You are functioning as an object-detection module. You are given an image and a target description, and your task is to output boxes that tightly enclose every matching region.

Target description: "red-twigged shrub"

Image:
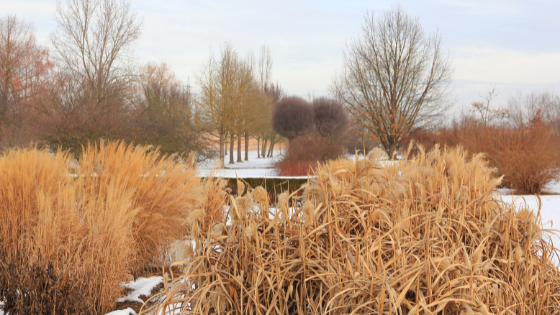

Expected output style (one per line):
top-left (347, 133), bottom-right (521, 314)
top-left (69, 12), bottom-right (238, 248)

top-left (276, 159), bottom-right (317, 176)
top-left (489, 120), bottom-right (560, 194)
top-left (276, 136), bottom-right (345, 176)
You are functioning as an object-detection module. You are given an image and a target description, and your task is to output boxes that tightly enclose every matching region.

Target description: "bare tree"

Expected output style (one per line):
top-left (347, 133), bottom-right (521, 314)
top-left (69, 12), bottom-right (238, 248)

top-left (255, 45), bottom-right (275, 158)
top-left (196, 44), bottom-right (261, 165)
top-left (129, 62), bottom-right (203, 157)
top-left (0, 15), bottom-right (53, 148)
top-left (51, 0), bottom-right (142, 108)
top-left (469, 87), bottom-right (508, 126)
top-left (508, 90), bottom-right (560, 129)
top-left (332, 6), bottom-right (452, 158)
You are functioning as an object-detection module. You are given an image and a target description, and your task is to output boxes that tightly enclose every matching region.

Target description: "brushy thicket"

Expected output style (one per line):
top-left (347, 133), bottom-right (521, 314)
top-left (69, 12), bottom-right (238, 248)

top-left (0, 141), bottom-right (218, 314)
top-left (141, 145), bottom-right (560, 315)
top-left (405, 118), bottom-right (560, 194)
top-left (276, 136), bottom-right (345, 176)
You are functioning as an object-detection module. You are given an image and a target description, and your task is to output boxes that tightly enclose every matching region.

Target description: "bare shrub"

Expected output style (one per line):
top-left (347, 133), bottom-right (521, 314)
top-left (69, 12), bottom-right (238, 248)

top-left (275, 136), bottom-right (345, 176)
top-left (272, 96), bottom-right (314, 141)
top-left (140, 146), bottom-right (560, 314)
top-left (312, 97), bottom-right (348, 140)
top-left (426, 114), bottom-right (560, 194)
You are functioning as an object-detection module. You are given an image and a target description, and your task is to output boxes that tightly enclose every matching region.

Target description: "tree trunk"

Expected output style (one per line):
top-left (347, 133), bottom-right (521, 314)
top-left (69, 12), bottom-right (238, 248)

top-left (229, 133), bottom-right (235, 164)
top-left (388, 142), bottom-right (398, 160)
top-left (267, 137), bottom-right (276, 157)
top-left (257, 138), bottom-right (260, 158)
top-left (262, 138), bottom-right (268, 159)
top-left (244, 132), bottom-right (249, 161)
top-left (218, 134), bottom-right (224, 160)
top-left (237, 133), bottom-right (242, 162)
top-left (224, 134), bottom-right (228, 156)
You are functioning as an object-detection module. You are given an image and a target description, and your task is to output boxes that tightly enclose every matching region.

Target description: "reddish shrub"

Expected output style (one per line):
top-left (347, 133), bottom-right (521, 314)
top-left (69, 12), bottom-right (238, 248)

top-left (276, 159), bottom-right (317, 176)
top-left (424, 115), bottom-right (560, 194)
top-left (288, 136), bottom-right (345, 162)
top-left (276, 136), bottom-right (345, 176)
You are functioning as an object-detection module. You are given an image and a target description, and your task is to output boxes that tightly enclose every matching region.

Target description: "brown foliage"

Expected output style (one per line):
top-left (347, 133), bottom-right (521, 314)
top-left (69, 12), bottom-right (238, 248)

top-left (141, 146), bottom-right (560, 314)
top-left (272, 96), bottom-right (314, 140)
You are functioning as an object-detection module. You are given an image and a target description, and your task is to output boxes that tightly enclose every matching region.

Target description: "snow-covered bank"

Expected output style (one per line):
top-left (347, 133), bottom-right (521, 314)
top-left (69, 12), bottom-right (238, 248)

top-left (117, 276), bottom-right (163, 304)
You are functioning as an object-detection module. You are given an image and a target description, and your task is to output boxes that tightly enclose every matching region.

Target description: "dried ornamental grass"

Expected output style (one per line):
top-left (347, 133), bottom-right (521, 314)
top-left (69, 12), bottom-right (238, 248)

top-left (140, 145), bottom-right (560, 315)
top-left (77, 141), bottom-right (204, 269)
top-left (0, 148), bottom-right (137, 314)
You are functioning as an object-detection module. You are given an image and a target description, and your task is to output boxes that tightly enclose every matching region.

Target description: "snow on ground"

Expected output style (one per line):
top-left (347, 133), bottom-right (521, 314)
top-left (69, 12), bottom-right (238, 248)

top-left (105, 307), bottom-right (136, 315)
top-left (116, 276), bottom-right (163, 304)
top-left (197, 149), bottom-right (312, 179)
top-left (497, 181), bottom-right (560, 255)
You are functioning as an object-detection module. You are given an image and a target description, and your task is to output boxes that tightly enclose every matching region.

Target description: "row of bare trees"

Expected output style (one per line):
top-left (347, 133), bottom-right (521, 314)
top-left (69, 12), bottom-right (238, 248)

top-left (0, 0), bottom-right (283, 161)
top-left (196, 44), bottom-right (282, 165)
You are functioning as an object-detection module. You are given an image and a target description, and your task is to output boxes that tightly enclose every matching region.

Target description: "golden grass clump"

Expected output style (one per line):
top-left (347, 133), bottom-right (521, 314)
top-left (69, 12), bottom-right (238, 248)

top-left (0, 141), bottom-right (208, 314)
top-left (77, 141), bottom-right (204, 269)
top-left (140, 145), bottom-right (560, 315)
top-left (0, 148), bottom-right (137, 314)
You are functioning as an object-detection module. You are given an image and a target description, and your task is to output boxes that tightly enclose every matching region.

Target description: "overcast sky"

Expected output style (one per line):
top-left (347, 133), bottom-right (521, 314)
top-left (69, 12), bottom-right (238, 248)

top-left (2, 0), bottom-right (560, 114)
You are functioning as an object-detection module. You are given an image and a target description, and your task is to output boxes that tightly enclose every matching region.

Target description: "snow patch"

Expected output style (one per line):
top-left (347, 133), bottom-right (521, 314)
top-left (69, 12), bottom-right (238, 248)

top-left (116, 276), bottom-right (163, 304)
top-left (105, 307), bottom-right (137, 315)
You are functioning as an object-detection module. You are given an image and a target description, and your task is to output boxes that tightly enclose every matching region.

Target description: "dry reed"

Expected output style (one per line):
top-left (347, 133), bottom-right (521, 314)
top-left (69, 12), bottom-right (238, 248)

top-left (140, 145), bottom-right (560, 315)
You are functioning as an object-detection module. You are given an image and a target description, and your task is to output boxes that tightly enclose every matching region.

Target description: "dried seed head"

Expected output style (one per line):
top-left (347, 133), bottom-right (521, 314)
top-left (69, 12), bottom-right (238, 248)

top-left (252, 186), bottom-right (268, 204)
top-left (244, 224), bottom-right (255, 239)
top-left (235, 196), bottom-right (252, 218)
top-left (514, 244), bottom-right (523, 262)
top-left (187, 209), bottom-right (206, 225)
top-left (237, 180), bottom-right (245, 196)
top-left (278, 192), bottom-right (289, 222)
top-left (367, 148), bottom-right (388, 161)
top-left (301, 200), bottom-right (314, 226)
